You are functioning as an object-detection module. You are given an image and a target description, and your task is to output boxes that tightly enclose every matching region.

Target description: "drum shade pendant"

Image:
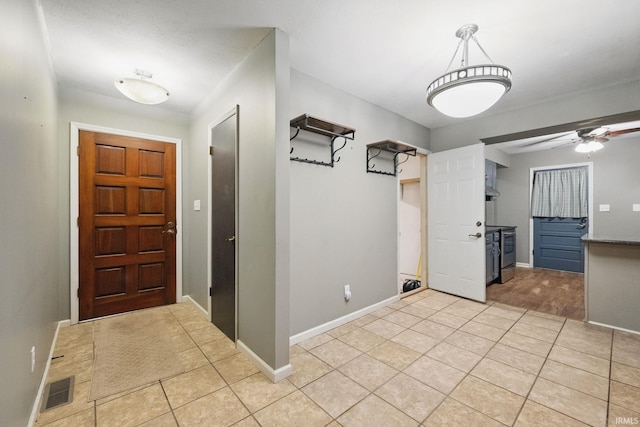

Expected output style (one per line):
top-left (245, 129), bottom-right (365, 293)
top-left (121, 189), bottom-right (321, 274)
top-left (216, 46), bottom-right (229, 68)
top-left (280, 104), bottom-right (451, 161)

top-left (427, 24), bottom-right (512, 118)
top-left (115, 69), bottom-right (169, 105)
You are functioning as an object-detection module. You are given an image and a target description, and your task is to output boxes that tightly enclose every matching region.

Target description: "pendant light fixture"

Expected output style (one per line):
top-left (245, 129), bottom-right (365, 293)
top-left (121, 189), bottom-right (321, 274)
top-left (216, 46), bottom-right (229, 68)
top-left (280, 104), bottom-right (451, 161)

top-left (427, 24), bottom-right (512, 118)
top-left (114, 69), bottom-right (169, 105)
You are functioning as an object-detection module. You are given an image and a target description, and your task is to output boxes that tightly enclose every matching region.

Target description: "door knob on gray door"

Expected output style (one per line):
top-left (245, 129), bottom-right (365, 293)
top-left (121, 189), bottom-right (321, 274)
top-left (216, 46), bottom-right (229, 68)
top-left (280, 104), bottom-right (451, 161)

top-left (225, 236), bottom-right (236, 242)
top-left (468, 232), bottom-right (482, 238)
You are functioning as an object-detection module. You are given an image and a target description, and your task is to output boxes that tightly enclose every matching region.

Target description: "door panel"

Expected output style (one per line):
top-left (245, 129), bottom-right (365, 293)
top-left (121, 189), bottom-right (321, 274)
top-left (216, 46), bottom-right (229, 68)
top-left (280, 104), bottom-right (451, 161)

top-left (211, 108), bottom-right (238, 341)
top-left (428, 143), bottom-right (486, 302)
top-left (79, 131), bottom-right (176, 320)
top-left (534, 217), bottom-right (587, 272)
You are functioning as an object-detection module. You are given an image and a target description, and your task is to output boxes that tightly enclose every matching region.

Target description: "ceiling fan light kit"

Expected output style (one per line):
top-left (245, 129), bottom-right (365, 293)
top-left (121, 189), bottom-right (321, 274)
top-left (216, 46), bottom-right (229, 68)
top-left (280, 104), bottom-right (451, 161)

top-left (427, 24), bottom-right (512, 118)
top-left (575, 138), bottom-right (605, 153)
top-left (115, 69), bottom-right (169, 105)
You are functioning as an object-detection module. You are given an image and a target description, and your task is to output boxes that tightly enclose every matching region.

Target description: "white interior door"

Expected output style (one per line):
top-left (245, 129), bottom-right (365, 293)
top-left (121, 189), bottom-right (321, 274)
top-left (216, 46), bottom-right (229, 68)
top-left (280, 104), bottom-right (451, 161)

top-left (427, 143), bottom-right (486, 302)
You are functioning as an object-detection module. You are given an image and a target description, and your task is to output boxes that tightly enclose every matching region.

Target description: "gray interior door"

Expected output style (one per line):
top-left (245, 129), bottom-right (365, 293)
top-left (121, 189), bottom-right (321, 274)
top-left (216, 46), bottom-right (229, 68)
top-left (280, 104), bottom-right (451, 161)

top-left (211, 107), bottom-right (238, 341)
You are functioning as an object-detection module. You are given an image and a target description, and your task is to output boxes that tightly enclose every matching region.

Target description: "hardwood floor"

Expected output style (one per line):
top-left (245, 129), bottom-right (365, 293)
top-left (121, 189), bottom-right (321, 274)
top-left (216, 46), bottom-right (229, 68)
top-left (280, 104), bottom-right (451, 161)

top-left (486, 267), bottom-right (584, 320)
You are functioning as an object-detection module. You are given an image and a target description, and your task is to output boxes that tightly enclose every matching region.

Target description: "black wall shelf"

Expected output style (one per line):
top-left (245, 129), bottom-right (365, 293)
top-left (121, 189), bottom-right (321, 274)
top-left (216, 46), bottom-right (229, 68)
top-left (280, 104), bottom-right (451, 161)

top-left (290, 114), bottom-right (356, 167)
top-left (366, 140), bottom-right (417, 177)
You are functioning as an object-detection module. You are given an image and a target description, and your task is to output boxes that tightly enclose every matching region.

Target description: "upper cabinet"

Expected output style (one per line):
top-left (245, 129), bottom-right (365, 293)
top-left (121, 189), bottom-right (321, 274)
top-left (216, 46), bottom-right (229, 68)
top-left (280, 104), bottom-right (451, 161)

top-left (485, 159), bottom-right (499, 196)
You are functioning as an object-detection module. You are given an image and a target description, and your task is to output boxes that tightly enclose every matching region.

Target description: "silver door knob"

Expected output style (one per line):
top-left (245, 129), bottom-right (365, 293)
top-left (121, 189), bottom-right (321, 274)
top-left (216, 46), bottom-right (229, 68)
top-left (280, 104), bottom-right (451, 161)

top-left (225, 236), bottom-right (236, 242)
top-left (468, 232), bottom-right (482, 238)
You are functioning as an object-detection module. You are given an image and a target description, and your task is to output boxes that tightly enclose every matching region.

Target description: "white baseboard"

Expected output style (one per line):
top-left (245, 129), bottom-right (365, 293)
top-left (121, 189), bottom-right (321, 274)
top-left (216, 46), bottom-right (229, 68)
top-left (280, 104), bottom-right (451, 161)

top-left (587, 320), bottom-right (640, 336)
top-left (516, 262), bottom-right (531, 268)
top-left (289, 295), bottom-right (400, 346)
top-left (29, 319), bottom-right (70, 427)
top-left (182, 297), bottom-right (291, 382)
top-left (181, 295), bottom-right (208, 317)
top-left (237, 340), bottom-right (292, 383)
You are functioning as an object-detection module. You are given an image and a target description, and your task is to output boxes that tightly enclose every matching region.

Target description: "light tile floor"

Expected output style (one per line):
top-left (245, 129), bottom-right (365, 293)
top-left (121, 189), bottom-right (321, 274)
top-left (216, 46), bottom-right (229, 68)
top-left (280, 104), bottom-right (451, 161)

top-left (35, 289), bottom-right (640, 426)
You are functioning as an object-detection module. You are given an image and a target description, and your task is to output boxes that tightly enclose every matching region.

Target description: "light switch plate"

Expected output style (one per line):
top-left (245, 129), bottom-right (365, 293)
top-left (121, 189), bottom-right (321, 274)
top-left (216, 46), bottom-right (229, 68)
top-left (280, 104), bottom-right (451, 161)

top-left (633, 204), bottom-right (640, 212)
top-left (599, 204), bottom-right (610, 212)
top-left (194, 200), bottom-right (201, 211)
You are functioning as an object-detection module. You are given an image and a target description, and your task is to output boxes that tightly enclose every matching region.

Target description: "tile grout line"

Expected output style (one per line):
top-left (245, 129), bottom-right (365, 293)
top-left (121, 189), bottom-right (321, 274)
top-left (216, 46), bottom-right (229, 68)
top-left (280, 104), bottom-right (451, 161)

top-left (172, 309), bottom-right (260, 424)
top-left (430, 300), bottom-right (526, 426)
top-left (606, 328), bottom-right (615, 426)
top-left (507, 312), bottom-right (567, 426)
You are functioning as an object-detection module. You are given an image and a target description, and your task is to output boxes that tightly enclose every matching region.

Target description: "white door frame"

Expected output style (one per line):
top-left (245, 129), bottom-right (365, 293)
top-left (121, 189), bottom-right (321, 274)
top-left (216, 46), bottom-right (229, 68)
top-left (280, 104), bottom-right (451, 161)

top-left (528, 161), bottom-right (593, 267)
top-left (69, 122), bottom-right (183, 325)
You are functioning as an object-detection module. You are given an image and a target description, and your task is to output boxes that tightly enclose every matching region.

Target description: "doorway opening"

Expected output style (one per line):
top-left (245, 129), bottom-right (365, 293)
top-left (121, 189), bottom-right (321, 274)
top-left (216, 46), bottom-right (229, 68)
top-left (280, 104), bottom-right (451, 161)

top-left (398, 151), bottom-right (428, 297)
top-left (529, 163), bottom-right (593, 273)
top-left (486, 162), bottom-right (592, 319)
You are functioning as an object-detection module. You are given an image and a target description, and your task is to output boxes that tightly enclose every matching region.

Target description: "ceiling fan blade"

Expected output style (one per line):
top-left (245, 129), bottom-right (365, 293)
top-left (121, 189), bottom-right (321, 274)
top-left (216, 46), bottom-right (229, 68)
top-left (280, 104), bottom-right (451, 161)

top-left (520, 131), bottom-right (576, 147)
top-left (606, 127), bottom-right (640, 137)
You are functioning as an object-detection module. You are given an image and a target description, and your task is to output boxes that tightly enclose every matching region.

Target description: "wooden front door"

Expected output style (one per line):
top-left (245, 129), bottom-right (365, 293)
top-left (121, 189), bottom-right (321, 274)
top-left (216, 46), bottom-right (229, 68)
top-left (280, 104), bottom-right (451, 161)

top-left (79, 130), bottom-right (177, 320)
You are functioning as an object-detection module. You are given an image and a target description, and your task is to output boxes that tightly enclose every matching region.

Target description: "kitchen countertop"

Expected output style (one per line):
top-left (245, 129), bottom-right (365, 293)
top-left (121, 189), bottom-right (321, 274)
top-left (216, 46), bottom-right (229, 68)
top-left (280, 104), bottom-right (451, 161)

top-left (486, 225), bottom-right (517, 233)
top-left (581, 234), bottom-right (640, 246)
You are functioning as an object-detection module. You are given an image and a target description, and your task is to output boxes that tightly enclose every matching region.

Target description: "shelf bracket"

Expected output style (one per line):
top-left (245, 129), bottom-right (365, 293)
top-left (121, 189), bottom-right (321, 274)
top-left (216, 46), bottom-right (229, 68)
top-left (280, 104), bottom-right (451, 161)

top-left (289, 114), bottom-right (356, 168)
top-left (366, 140), bottom-right (417, 177)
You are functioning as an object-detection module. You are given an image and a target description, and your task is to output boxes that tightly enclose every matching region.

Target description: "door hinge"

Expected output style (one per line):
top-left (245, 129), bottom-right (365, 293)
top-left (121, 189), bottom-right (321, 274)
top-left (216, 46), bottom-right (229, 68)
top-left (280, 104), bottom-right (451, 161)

top-left (77, 288), bottom-right (80, 298)
top-left (209, 146), bottom-right (214, 156)
top-left (209, 287), bottom-right (212, 297)
top-left (77, 217), bottom-right (79, 227)
top-left (76, 145), bottom-right (80, 156)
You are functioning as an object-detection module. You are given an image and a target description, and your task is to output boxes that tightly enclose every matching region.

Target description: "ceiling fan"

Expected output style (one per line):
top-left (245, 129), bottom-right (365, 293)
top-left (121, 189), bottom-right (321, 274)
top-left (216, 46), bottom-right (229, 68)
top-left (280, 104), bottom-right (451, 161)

top-left (482, 112), bottom-right (640, 155)
top-left (520, 123), bottom-right (640, 153)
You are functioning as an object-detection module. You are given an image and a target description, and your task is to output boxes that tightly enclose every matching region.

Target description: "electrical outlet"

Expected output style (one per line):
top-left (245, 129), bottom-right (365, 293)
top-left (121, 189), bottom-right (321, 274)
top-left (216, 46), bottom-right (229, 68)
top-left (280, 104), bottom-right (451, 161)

top-left (31, 346), bottom-right (35, 373)
top-left (633, 204), bottom-right (640, 212)
top-left (599, 204), bottom-right (610, 212)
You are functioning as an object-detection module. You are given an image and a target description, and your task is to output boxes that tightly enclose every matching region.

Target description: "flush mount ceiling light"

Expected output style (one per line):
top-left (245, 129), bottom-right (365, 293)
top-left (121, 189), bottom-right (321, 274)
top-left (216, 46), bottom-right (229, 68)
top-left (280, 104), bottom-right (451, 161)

top-left (114, 69), bottom-right (169, 105)
top-left (426, 24), bottom-right (512, 118)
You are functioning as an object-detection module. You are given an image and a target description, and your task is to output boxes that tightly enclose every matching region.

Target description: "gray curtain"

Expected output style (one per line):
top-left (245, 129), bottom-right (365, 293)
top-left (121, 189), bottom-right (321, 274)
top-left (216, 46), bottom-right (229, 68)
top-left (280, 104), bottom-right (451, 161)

top-left (531, 167), bottom-right (588, 218)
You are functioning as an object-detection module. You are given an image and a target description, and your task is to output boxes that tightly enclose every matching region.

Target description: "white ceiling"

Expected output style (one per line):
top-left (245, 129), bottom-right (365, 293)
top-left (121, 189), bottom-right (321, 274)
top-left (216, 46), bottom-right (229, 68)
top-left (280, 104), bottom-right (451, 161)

top-left (39, 0), bottom-right (640, 132)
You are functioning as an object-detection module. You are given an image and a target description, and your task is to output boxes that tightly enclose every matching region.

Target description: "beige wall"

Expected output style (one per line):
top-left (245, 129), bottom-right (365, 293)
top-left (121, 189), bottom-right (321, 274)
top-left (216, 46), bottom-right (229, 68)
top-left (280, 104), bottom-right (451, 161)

top-left (1, 1), bottom-right (60, 424)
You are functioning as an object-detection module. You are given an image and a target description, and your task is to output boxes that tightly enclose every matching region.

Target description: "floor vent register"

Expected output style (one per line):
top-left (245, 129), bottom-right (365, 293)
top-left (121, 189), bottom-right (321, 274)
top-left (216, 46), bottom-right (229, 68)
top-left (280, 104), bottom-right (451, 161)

top-left (41, 376), bottom-right (74, 412)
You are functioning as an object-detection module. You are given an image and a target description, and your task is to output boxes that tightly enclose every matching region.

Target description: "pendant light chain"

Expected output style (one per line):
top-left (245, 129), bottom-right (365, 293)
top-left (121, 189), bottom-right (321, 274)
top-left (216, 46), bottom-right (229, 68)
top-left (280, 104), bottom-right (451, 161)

top-left (444, 39), bottom-right (463, 74)
top-left (471, 36), bottom-right (496, 64)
